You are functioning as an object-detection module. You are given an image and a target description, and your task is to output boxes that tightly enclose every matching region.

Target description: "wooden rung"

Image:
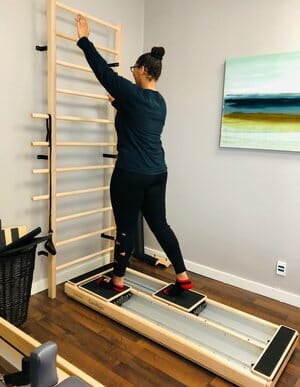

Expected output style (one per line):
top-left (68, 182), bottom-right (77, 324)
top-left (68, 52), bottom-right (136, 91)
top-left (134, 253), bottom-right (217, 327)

top-left (57, 60), bottom-right (92, 73)
top-left (32, 186), bottom-right (109, 201)
top-left (58, 115), bottom-right (113, 124)
top-left (32, 165), bottom-right (114, 174)
top-left (57, 88), bottom-right (108, 100)
top-left (32, 112), bottom-right (113, 124)
top-left (32, 141), bottom-right (48, 147)
top-left (57, 226), bottom-right (115, 247)
top-left (32, 113), bottom-right (49, 119)
top-left (56, 2), bottom-right (119, 31)
top-left (56, 32), bottom-right (118, 55)
top-left (56, 164), bottom-right (115, 171)
top-left (32, 142), bottom-right (116, 147)
top-left (57, 206), bottom-right (112, 222)
top-left (56, 247), bottom-right (114, 271)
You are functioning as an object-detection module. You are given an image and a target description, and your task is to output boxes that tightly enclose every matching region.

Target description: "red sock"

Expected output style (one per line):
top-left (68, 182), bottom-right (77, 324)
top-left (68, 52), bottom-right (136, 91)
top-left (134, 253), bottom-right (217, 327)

top-left (112, 282), bottom-right (125, 293)
top-left (176, 279), bottom-right (192, 291)
top-left (96, 277), bottom-right (125, 293)
top-left (96, 276), bottom-right (106, 285)
top-left (162, 279), bottom-right (192, 296)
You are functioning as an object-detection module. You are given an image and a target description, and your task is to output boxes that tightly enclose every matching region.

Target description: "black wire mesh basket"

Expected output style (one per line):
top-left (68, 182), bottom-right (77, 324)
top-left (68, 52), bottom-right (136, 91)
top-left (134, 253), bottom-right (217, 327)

top-left (0, 227), bottom-right (48, 326)
top-left (0, 243), bottom-right (37, 326)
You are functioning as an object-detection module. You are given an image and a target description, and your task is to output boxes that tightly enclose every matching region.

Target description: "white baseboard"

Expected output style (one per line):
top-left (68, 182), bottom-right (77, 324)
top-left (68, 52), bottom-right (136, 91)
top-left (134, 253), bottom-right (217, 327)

top-left (145, 247), bottom-right (300, 308)
top-left (31, 255), bottom-right (110, 295)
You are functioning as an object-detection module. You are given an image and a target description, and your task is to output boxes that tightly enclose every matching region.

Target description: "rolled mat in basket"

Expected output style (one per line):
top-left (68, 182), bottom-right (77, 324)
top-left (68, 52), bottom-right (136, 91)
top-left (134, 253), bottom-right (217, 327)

top-left (0, 226), bottom-right (27, 248)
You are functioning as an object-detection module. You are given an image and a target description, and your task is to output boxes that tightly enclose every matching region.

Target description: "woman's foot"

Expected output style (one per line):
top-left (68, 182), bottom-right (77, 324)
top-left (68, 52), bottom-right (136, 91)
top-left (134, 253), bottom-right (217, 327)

top-left (96, 276), bottom-right (125, 293)
top-left (113, 275), bottom-right (124, 287)
top-left (163, 272), bottom-right (192, 296)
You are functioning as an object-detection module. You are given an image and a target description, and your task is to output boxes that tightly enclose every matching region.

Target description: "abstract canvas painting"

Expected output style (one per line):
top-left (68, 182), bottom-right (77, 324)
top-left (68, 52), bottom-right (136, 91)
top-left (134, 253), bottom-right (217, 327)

top-left (220, 51), bottom-right (300, 152)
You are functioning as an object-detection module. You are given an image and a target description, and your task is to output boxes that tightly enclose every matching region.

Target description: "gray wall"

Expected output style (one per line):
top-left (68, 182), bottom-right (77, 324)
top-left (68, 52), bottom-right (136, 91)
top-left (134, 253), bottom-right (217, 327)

top-left (143, 0), bottom-right (300, 306)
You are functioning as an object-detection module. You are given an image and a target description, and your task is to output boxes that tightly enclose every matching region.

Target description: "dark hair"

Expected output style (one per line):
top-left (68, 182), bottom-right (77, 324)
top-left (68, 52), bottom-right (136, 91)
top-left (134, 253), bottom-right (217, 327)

top-left (136, 47), bottom-right (165, 81)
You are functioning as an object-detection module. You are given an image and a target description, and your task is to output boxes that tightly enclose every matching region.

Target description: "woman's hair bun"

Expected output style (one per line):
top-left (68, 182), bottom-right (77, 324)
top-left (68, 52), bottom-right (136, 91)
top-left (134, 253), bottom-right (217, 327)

top-left (150, 47), bottom-right (165, 61)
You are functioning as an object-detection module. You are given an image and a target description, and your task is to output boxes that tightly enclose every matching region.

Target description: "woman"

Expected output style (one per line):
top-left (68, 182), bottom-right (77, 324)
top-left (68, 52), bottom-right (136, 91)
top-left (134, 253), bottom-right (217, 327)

top-left (76, 15), bottom-right (192, 296)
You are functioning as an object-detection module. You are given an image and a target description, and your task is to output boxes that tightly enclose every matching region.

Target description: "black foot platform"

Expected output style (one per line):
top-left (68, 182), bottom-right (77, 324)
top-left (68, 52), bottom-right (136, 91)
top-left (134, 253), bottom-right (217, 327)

top-left (153, 284), bottom-right (207, 315)
top-left (252, 325), bottom-right (298, 380)
top-left (80, 276), bottom-right (132, 304)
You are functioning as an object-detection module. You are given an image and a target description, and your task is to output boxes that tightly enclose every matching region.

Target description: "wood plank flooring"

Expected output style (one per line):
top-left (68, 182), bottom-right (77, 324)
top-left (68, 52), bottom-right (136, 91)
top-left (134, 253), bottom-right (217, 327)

top-left (3, 257), bottom-right (300, 386)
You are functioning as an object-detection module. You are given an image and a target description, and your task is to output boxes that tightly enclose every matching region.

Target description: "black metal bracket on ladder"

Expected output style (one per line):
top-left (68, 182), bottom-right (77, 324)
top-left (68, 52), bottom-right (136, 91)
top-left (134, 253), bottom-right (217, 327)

top-left (103, 153), bottom-right (117, 159)
top-left (36, 45), bottom-right (48, 51)
top-left (101, 233), bottom-right (115, 241)
top-left (108, 62), bottom-right (119, 67)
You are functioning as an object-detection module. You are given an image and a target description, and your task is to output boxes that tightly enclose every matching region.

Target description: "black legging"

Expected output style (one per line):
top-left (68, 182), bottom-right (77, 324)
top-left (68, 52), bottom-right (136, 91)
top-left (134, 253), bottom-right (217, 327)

top-left (110, 167), bottom-right (186, 277)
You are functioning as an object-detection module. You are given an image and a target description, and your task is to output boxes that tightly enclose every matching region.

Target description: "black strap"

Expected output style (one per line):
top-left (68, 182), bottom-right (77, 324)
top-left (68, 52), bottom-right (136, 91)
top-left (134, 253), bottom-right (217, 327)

top-left (0, 236), bottom-right (50, 257)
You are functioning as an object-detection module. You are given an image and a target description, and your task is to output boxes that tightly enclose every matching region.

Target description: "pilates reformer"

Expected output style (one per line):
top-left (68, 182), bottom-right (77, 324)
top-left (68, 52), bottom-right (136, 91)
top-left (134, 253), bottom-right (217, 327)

top-left (31, 2), bottom-right (298, 386)
top-left (65, 262), bottom-right (298, 387)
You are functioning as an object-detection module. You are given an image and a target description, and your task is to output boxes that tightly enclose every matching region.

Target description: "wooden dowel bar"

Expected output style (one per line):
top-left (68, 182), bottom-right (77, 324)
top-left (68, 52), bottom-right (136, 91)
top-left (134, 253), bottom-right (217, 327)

top-left (56, 60), bottom-right (92, 73)
top-left (56, 164), bottom-right (114, 171)
top-left (32, 112), bottom-right (113, 124)
top-left (57, 88), bottom-right (109, 100)
top-left (56, 247), bottom-right (114, 271)
top-left (32, 185), bottom-right (109, 201)
top-left (32, 142), bottom-right (116, 147)
top-left (58, 115), bottom-right (113, 124)
top-left (56, 32), bottom-right (118, 54)
top-left (33, 165), bottom-right (114, 174)
top-left (32, 168), bottom-right (49, 174)
top-left (32, 141), bottom-right (49, 147)
top-left (57, 226), bottom-right (115, 247)
top-left (57, 206), bottom-right (112, 222)
top-left (56, 2), bottom-right (119, 31)
top-left (32, 113), bottom-right (49, 119)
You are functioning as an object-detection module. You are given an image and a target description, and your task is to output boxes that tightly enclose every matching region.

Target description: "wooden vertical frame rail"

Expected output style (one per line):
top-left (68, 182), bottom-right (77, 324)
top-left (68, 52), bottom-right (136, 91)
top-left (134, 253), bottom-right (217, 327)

top-left (32, 0), bottom-right (122, 299)
top-left (47, 0), bottom-right (57, 299)
top-left (109, 23), bottom-right (122, 262)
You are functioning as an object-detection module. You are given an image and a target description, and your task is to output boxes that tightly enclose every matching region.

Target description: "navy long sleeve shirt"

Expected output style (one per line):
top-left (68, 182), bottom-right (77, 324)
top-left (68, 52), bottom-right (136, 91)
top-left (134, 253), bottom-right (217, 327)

top-left (77, 37), bottom-right (167, 175)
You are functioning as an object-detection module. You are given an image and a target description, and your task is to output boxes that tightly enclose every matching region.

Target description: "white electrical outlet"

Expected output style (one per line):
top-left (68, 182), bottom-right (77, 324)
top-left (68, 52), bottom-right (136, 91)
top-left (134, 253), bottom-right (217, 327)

top-left (276, 260), bottom-right (287, 276)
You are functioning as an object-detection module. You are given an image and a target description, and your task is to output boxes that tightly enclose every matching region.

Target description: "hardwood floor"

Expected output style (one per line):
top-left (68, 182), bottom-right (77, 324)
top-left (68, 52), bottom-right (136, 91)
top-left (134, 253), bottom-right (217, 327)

top-left (8, 257), bottom-right (300, 386)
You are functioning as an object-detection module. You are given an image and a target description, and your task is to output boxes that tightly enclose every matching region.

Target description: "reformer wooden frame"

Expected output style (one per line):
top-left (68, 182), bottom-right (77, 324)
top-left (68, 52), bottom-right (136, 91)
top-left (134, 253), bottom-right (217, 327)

top-left (31, 0), bottom-right (121, 298)
top-left (0, 317), bottom-right (102, 386)
top-left (65, 264), bottom-right (299, 387)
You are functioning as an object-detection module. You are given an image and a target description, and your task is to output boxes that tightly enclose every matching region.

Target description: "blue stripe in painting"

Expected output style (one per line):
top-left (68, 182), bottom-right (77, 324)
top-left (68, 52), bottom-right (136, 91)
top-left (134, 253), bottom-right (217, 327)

top-left (223, 93), bottom-right (300, 114)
